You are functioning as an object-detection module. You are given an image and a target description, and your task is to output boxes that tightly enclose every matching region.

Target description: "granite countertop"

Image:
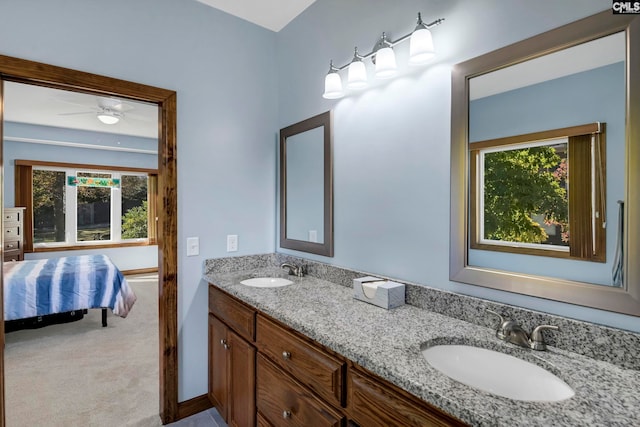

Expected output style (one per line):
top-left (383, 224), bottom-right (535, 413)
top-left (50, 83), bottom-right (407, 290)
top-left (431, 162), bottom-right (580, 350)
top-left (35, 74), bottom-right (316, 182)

top-left (204, 267), bottom-right (640, 427)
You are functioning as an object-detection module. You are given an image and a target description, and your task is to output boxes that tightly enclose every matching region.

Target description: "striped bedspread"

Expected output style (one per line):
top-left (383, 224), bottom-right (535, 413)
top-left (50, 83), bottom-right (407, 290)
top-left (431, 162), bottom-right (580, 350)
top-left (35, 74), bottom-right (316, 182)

top-left (3, 255), bottom-right (137, 321)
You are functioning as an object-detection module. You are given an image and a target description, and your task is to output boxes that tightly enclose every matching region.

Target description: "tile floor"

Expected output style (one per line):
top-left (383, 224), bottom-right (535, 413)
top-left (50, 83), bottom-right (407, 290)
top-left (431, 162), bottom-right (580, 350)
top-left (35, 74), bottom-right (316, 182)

top-left (167, 408), bottom-right (227, 427)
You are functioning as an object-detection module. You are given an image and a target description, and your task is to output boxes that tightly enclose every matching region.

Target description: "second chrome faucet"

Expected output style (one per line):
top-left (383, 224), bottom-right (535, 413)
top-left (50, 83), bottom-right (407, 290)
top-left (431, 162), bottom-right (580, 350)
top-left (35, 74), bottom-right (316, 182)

top-left (280, 262), bottom-right (305, 277)
top-left (486, 309), bottom-right (559, 351)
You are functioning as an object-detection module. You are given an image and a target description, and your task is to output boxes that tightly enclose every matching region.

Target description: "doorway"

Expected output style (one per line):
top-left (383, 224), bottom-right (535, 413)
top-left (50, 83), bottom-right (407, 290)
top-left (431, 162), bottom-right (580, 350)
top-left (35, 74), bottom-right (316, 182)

top-left (0, 55), bottom-right (178, 425)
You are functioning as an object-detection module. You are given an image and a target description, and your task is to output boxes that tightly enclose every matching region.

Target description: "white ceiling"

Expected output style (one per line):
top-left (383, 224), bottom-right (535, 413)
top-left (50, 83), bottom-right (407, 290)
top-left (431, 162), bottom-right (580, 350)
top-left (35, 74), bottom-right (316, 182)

top-left (3, 82), bottom-right (159, 139)
top-left (195, 0), bottom-right (316, 32)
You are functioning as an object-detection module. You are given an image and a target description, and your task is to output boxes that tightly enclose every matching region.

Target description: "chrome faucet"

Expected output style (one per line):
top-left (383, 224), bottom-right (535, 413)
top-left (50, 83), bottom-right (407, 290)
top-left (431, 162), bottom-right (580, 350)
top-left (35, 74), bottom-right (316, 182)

top-left (486, 309), bottom-right (559, 351)
top-left (280, 262), bottom-right (305, 277)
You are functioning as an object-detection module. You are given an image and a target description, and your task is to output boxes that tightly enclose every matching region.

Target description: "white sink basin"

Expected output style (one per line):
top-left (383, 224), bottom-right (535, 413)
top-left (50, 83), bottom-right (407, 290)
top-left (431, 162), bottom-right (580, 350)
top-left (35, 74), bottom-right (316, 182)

top-left (240, 277), bottom-right (293, 288)
top-left (422, 345), bottom-right (574, 402)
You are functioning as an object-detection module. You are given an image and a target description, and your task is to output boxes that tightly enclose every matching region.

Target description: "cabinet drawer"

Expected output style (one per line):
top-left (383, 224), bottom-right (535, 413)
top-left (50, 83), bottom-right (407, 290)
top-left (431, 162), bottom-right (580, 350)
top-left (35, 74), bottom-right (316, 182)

top-left (4, 226), bottom-right (21, 239)
top-left (4, 240), bottom-right (21, 251)
top-left (257, 354), bottom-right (344, 427)
top-left (4, 252), bottom-right (22, 262)
top-left (257, 411), bottom-right (273, 427)
top-left (4, 211), bottom-right (21, 222)
top-left (257, 314), bottom-right (344, 407)
top-left (348, 368), bottom-right (465, 427)
top-left (209, 285), bottom-right (255, 342)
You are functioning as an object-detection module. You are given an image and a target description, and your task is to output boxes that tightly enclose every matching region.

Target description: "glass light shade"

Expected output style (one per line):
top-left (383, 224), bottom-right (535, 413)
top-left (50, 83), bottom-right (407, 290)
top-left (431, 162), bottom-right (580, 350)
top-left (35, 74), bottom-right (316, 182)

top-left (322, 72), bottom-right (344, 99)
top-left (374, 47), bottom-right (397, 79)
top-left (409, 27), bottom-right (435, 65)
top-left (347, 60), bottom-right (367, 89)
top-left (97, 113), bottom-right (119, 125)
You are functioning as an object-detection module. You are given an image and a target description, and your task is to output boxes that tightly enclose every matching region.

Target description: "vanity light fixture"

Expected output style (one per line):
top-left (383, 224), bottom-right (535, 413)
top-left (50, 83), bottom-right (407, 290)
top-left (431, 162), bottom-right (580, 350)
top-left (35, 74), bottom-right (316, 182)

top-left (409, 13), bottom-right (436, 65)
top-left (322, 12), bottom-right (444, 99)
top-left (97, 109), bottom-right (121, 125)
top-left (374, 33), bottom-right (397, 79)
top-left (347, 48), bottom-right (368, 89)
top-left (323, 60), bottom-right (345, 99)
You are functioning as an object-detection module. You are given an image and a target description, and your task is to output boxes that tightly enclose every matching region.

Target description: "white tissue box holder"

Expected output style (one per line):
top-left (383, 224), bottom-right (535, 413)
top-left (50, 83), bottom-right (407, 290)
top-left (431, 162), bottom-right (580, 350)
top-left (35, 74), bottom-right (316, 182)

top-left (353, 276), bottom-right (405, 309)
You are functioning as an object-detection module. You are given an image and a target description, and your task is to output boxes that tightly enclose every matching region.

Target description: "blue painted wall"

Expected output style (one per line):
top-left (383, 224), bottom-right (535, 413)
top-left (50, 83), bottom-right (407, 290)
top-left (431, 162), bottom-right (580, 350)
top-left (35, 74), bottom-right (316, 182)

top-left (276, 0), bottom-right (639, 334)
top-left (1, 0), bottom-right (277, 401)
top-left (468, 62), bottom-right (625, 285)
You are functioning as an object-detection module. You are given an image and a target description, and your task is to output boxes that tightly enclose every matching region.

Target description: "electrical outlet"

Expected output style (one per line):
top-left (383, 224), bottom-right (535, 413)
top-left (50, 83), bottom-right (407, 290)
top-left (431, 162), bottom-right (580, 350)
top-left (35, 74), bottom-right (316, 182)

top-left (227, 234), bottom-right (238, 252)
top-left (186, 237), bottom-right (199, 256)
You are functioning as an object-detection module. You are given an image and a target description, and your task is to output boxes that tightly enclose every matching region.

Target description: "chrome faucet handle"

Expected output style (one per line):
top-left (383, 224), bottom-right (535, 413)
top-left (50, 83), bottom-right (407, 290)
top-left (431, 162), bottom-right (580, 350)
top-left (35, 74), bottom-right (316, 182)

top-left (296, 265), bottom-right (306, 277)
top-left (485, 309), bottom-right (508, 340)
top-left (280, 262), bottom-right (305, 277)
top-left (529, 325), bottom-right (560, 351)
top-left (280, 263), bottom-right (296, 275)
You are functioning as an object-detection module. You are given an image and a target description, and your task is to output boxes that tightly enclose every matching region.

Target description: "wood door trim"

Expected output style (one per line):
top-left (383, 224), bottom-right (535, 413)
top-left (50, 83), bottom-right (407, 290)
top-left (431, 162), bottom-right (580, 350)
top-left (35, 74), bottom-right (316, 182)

top-left (0, 54), bottom-right (179, 424)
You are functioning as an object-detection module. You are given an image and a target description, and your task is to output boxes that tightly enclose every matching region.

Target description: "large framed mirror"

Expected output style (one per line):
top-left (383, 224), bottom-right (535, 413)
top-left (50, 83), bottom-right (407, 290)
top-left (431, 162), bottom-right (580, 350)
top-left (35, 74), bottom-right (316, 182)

top-left (450, 11), bottom-right (640, 316)
top-left (279, 111), bottom-right (333, 257)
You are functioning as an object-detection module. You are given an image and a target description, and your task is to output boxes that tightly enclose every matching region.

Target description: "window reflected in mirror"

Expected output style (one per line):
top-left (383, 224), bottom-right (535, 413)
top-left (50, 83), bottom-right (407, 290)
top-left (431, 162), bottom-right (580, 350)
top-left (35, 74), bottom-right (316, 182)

top-left (470, 124), bottom-right (606, 262)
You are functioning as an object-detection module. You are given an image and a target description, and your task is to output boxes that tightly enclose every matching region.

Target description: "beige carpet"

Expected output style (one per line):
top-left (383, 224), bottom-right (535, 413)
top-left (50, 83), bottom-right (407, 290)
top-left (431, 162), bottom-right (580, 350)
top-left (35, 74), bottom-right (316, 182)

top-left (4, 274), bottom-right (161, 427)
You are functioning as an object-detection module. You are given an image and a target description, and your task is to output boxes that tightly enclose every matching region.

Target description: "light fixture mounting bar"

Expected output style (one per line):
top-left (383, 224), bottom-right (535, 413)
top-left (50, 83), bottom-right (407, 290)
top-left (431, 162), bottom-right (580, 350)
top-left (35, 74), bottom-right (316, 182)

top-left (331, 17), bottom-right (444, 72)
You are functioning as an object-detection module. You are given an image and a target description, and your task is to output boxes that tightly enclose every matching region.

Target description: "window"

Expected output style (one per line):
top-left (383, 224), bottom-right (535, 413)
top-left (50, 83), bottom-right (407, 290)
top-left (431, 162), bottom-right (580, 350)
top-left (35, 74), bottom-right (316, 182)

top-left (470, 123), bottom-right (606, 261)
top-left (16, 160), bottom-right (157, 251)
top-left (32, 169), bottom-right (66, 244)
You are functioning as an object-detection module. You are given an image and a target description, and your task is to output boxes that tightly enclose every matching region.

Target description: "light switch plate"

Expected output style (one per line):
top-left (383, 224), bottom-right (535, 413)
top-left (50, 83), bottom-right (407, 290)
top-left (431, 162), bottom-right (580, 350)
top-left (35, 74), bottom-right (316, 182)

top-left (227, 234), bottom-right (238, 252)
top-left (186, 237), bottom-right (199, 256)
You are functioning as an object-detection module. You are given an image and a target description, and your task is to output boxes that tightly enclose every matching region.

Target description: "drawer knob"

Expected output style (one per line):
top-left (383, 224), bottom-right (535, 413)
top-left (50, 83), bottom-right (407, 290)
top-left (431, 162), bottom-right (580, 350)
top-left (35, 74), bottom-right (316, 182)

top-left (220, 339), bottom-right (230, 350)
top-left (282, 410), bottom-right (291, 419)
top-left (282, 351), bottom-right (291, 360)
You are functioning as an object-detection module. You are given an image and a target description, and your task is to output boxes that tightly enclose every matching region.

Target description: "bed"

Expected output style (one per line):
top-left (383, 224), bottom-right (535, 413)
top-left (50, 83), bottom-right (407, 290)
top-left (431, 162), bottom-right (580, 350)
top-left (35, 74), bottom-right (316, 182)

top-left (3, 254), bottom-right (137, 328)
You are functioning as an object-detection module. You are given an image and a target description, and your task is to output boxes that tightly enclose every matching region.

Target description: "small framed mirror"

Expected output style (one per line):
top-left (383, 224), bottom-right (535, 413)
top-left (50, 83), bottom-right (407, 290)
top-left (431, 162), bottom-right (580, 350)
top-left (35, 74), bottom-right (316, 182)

top-left (279, 111), bottom-right (333, 256)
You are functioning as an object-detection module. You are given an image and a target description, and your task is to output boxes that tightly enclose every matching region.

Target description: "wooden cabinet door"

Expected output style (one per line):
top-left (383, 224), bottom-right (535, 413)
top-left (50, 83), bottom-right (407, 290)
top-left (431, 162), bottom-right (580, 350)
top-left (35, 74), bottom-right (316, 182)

top-left (228, 329), bottom-right (256, 427)
top-left (209, 314), bottom-right (229, 421)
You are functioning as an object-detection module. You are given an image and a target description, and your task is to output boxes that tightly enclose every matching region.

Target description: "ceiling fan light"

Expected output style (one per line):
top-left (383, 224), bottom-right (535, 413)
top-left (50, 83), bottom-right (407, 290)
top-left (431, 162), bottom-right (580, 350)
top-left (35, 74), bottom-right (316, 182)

top-left (97, 111), bottom-right (120, 125)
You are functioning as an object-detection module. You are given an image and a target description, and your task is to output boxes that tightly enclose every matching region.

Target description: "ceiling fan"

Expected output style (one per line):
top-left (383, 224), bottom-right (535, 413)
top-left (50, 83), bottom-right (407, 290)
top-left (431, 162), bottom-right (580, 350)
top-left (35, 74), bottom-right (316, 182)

top-left (57, 95), bottom-right (146, 125)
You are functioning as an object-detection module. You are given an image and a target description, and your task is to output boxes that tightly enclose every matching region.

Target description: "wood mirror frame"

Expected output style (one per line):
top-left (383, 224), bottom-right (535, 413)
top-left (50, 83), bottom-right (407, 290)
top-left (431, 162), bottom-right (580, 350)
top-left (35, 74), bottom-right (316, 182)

top-left (450, 11), bottom-right (640, 316)
top-left (279, 110), bottom-right (334, 257)
top-left (0, 55), bottom-right (179, 424)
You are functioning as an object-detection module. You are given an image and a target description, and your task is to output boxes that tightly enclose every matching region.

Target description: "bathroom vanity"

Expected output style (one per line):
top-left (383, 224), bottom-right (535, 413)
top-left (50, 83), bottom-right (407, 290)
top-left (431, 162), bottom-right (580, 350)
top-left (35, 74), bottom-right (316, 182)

top-left (208, 284), bottom-right (463, 426)
top-left (205, 254), bottom-right (640, 427)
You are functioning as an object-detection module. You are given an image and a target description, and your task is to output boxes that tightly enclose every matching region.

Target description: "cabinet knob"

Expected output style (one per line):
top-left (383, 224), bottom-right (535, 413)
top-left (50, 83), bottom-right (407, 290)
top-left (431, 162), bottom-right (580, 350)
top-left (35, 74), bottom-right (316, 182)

top-left (282, 410), bottom-right (291, 419)
top-left (220, 339), bottom-right (230, 350)
top-left (282, 351), bottom-right (291, 360)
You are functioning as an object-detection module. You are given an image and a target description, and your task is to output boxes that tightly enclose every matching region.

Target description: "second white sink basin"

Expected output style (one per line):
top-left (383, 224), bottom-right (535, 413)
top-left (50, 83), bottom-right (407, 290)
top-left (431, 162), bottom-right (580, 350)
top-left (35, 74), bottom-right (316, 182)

top-left (422, 344), bottom-right (574, 402)
top-left (240, 277), bottom-right (293, 288)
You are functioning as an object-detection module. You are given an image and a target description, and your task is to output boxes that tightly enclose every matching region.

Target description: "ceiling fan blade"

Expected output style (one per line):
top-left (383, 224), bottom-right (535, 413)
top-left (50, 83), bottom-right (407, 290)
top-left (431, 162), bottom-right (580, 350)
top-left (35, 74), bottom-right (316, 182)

top-left (51, 93), bottom-right (99, 109)
top-left (58, 111), bottom-right (95, 116)
top-left (123, 112), bottom-right (155, 122)
top-left (98, 96), bottom-right (135, 112)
